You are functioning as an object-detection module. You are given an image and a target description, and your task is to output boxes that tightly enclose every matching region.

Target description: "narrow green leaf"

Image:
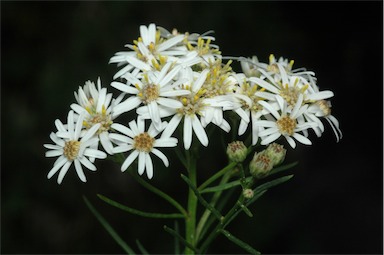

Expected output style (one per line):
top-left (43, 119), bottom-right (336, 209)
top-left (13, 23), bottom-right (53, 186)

top-left (200, 177), bottom-right (252, 194)
top-left (83, 196), bottom-right (135, 254)
top-left (174, 221), bottom-right (180, 255)
top-left (163, 225), bottom-right (200, 254)
top-left (135, 239), bottom-right (149, 255)
top-left (269, 161), bottom-right (298, 175)
top-left (237, 201), bottom-right (253, 217)
top-left (253, 175), bottom-right (294, 197)
top-left (97, 194), bottom-right (184, 219)
top-left (220, 229), bottom-right (261, 255)
top-left (181, 174), bottom-right (223, 221)
top-left (130, 173), bottom-right (188, 217)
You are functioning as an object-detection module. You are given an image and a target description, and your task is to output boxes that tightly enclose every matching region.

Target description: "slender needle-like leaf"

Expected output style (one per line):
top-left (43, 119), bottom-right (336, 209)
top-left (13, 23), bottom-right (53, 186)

top-left (135, 239), bottom-right (149, 255)
top-left (220, 229), bottom-right (261, 255)
top-left (163, 225), bottom-right (200, 254)
top-left (97, 194), bottom-right (185, 219)
top-left (83, 196), bottom-right (135, 254)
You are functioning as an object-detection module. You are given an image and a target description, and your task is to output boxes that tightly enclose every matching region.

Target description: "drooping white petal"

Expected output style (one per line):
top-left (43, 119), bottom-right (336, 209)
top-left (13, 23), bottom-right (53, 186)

top-left (260, 132), bottom-right (281, 145)
top-left (74, 159), bottom-right (86, 182)
top-left (147, 101), bottom-right (162, 130)
top-left (78, 156), bottom-right (96, 171)
top-left (47, 157), bottom-right (68, 179)
top-left (145, 153), bottom-right (153, 179)
top-left (81, 123), bottom-right (101, 142)
top-left (100, 132), bottom-right (113, 154)
top-left (258, 101), bottom-right (280, 119)
top-left (285, 136), bottom-right (297, 148)
top-left (138, 152), bottom-right (146, 176)
top-left (112, 144), bottom-right (134, 154)
top-left (49, 132), bottom-right (65, 147)
top-left (122, 150), bottom-right (139, 171)
top-left (191, 115), bottom-right (208, 147)
top-left (161, 114), bottom-right (182, 139)
top-left (183, 115), bottom-right (193, 150)
top-left (293, 133), bottom-right (312, 145)
top-left (152, 148), bottom-right (169, 167)
top-left (57, 161), bottom-right (72, 185)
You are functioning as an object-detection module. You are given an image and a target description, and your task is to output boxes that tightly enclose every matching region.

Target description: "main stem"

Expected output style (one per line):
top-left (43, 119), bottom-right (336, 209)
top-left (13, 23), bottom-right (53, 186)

top-left (185, 149), bottom-right (197, 254)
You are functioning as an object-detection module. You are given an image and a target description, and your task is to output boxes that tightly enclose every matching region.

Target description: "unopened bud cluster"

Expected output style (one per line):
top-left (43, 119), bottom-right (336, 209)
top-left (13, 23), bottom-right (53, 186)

top-left (226, 141), bottom-right (248, 163)
top-left (249, 143), bottom-right (287, 179)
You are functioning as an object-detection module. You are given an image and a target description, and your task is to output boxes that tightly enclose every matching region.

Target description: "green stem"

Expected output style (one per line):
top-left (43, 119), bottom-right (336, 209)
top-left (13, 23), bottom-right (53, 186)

top-left (185, 149), bottom-right (198, 254)
top-left (195, 170), bottom-right (232, 242)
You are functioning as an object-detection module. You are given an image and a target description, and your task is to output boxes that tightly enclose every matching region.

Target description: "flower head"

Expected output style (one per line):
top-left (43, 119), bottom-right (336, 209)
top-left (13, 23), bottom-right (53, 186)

top-left (44, 111), bottom-right (107, 184)
top-left (110, 118), bottom-right (177, 179)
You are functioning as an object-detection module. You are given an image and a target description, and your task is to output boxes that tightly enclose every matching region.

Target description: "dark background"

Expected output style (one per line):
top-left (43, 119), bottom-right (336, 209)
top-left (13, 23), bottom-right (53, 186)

top-left (1, 1), bottom-right (383, 254)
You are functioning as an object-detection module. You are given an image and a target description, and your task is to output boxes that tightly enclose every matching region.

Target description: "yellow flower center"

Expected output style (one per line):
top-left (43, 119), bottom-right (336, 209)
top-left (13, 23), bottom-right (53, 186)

top-left (317, 100), bottom-right (331, 116)
top-left (276, 116), bottom-right (296, 136)
top-left (63, 140), bottom-right (81, 160)
top-left (133, 132), bottom-right (155, 152)
top-left (84, 103), bottom-right (113, 134)
top-left (177, 86), bottom-right (205, 116)
top-left (138, 83), bottom-right (160, 104)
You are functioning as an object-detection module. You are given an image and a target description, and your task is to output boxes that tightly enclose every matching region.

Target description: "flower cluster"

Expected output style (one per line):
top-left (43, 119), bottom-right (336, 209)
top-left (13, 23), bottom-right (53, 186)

top-left (45, 23), bottom-right (342, 184)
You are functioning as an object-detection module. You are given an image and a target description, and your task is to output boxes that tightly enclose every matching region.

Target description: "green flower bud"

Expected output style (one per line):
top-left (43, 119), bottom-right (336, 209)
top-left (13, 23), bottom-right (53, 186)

top-left (249, 151), bottom-right (273, 179)
top-left (226, 141), bottom-right (247, 163)
top-left (265, 143), bottom-right (286, 166)
top-left (242, 188), bottom-right (254, 199)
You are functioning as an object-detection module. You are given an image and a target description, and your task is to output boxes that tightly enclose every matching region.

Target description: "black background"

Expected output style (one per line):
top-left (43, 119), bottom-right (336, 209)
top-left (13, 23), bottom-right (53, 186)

top-left (2, 1), bottom-right (383, 254)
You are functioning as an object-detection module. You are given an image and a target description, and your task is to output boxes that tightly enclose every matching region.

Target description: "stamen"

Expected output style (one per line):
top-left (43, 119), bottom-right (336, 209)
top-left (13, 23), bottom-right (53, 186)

top-left (134, 132), bottom-right (155, 152)
top-left (276, 116), bottom-right (296, 136)
top-left (63, 140), bottom-right (81, 160)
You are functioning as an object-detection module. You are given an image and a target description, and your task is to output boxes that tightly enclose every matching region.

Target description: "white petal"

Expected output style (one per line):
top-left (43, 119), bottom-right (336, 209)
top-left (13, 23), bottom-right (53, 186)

top-left (109, 133), bottom-right (133, 144)
top-left (259, 127), bottom-right (279, 136)
top-left (74, 112), bottom-right (85, 140)
top-left (44, 144), bottom-right (62, 150)
top-left (152, 148), bottom-right (169, 167)
top-left (100, 132), bottom-right (113, 154)
top-left (138, 152), bottom-right (146, 176)
top-left (191, 115), bottom-right (208, 147)
top-left (238, 118), bottom-right (248, 136)
top-left (67, 110), bottom-right (75, 138)
top-left (128, 119), bottom-right (140, 135)
top-left (47, 157), bottom-right (67, 179)
top-left (157, 97), bottom-right (183, 108)
top-left (111, 82), bottom-right (138, 94)
top-left (148, 101), bottom-right (162, 130)
top-left (154, 137), bottom-right (178, 147)
top-left (81, 123), bottom-right (101, 142)
top-left (159, 64), bottom-right (181, 87)
top-left (54, 119), bottom-right (66, 132)
top-left (57, 161), bottom-right (72, 184)
top-left (260, 132), bottom-right (281, 145)
top-left (285, 136), bottom-right (297, 148)
top-left (83, 148), bottom-right (107, 159)
top-left (74, 159), bottom-right (86, 182)
top-left (49, 132), bottom-right (65, 147)
top-left (306, 90), bottom-right (334, 101)
top-left (113, 97), bottom-right (142, 117)
top-left (79, 156), bottom-right (97, 171)
top-left (183, 116), bottom-right (193, 150)
top-left (160, 89), bottom-right (190, 97)
top-left (121, 150), bottom-right (139, 171)
top-left (113, 144), bottom-right (133, 154)
top-left (111, 123), bottom-right (135, 138)
top-left (161, 114), bottom-right (182, 138)
top-left (258, 101), bottom-right (280, 119)
top-left (145, 153), bottom-right (153, 179)
top-left (293, 132), bottom-right (312, 145)
top-left (157, 34), bottom-right (184, 52)
top-left (126, 55), bottom-right (151, 71)
top-left (45, 150), bottom-right (63, 157)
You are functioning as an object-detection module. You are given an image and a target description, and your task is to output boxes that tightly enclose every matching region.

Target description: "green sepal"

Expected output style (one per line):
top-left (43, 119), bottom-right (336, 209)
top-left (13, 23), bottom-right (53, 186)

top-left (97, 194), bottom-right (185, 219)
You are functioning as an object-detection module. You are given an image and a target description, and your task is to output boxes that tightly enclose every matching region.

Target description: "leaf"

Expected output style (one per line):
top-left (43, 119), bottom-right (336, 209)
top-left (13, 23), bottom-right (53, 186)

top-left (220, 229), bottom-right (261, 255)
top-left (181, 174), bottom-right (223, 221)
top-left (136, 239), bottom-right (149, 255)
top-left (163, 225), bottom-right (200, 254)
top-left (97, 194), bottom-right (185, 219)
top-left (173, 221), bottom-right (180, 254)
top-left (269, 161), bottom-right (298, 176)
top-left (200, 177), bottom-right (252, 194)
top-left (83, 196), bottom-right (135, 254)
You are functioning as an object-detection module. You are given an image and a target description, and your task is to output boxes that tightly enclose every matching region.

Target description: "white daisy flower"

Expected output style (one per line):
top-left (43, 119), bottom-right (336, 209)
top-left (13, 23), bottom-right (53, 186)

top-left (160, 67), bottom-right (210, 150)
top-left (44, 111), bottom-right (107, 184)
top-left (110, 118), bottom-right (177, 179)
top-left (305, 99), bottom-right (343, 142)
top-left (255, 94), bottom-right (317, 148)
top-left (109, 23), bottom-right (187, 79)
top-left (251, 63), bottom-right (334, 108)
top-left (228, 73), bottom-right (270, 145)
top-left (70, 77), bottom-right (123, 155)
top-left (111, 62), bottom-right (190, 131)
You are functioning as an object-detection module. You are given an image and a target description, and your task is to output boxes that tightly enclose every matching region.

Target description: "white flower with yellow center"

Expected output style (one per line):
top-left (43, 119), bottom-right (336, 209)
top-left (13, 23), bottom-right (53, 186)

top-left (109, 23), bottom-right (187, 79)
top-left (44, 111), bottom-right (107, 184)
top-left (110, 118), bottom-right (177, 179)
top-left (160, 67), bottom-right (210, 150)
top-left (251, 63), bottom-right (334, 108)
top-left (255, 94), bottom-right (317, 148)
top-left (112, 62), bottom-right (190, 131)
top-left (70, 78), bottom-right (123, 155)
top-left (229, 73), bottom-right (270, 145)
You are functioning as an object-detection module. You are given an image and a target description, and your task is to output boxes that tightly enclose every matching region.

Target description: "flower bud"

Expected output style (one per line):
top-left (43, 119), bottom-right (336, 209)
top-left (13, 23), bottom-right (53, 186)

top-left (249, 151), bottom-right (273, 179)
top-left (226, 141), bottom-right (247, 163)
top-left (243, 188), bottom-right (254, 199)
top-left (265, 143), bottom-right (286, 166)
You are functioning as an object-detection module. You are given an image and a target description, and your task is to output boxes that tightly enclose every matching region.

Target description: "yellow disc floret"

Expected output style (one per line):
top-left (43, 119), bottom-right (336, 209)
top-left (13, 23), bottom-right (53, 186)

top-left (133, 132), bottom-right (155, 152)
